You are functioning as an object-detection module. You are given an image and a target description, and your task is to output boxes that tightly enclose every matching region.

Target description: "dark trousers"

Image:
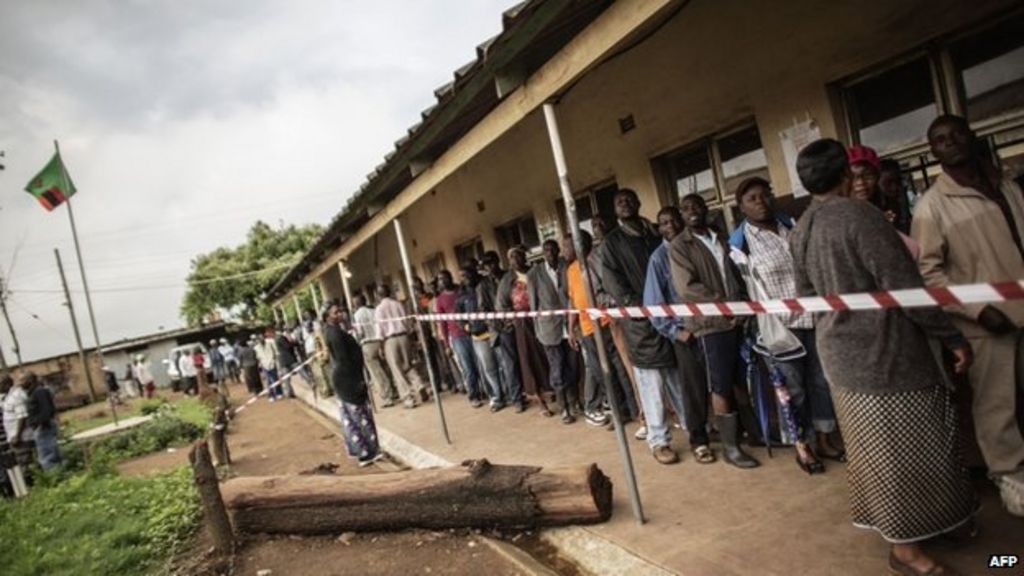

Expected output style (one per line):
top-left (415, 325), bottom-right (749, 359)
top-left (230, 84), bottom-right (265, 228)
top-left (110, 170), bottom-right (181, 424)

top-left (494, 330), bottom-right (524, 405)
top-left (673, 338), bottom-right (710, 447)
top-left (581, 333), bottom-right (639, 419)
top-left (543, 341), bottom-right (576, 393)
top-left (699, 328), bottom-right (743, 399)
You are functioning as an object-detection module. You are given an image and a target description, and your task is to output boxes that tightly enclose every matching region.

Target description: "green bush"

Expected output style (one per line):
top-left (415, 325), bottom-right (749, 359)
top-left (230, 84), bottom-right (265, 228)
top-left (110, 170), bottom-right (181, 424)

top-left (139, 398), bottom-right (168, 416)
top-left (0, 467), bottom-right (200, 576)
top-left (87, 414), bottom-right (204, 470)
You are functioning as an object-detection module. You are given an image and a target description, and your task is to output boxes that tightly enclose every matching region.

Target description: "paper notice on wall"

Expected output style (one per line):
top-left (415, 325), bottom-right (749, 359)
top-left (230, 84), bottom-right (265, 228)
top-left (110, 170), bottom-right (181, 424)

top-left (780, 119), bottom-right (820, 198)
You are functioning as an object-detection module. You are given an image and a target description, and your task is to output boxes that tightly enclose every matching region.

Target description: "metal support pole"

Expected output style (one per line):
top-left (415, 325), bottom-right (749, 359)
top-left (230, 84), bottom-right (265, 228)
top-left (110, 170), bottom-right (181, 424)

top-left (338, 261), bottom-right (355, 312)
top-left (292, 293), bottom-right (302, 324)
top-left (543, 102), bottom-right (645, 524)
top-left (0, 330), bottom-right (7, 371)
top-left (310, 283), bottom-right (321, 315)
top-left (55, 249), bottom-right (98, 403)
top-left (393, 219), bottom-right (451, 444)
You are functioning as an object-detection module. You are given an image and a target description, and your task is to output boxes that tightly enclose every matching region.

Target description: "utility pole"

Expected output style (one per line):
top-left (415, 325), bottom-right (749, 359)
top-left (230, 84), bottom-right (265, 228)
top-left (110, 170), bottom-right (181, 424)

top-left (55, 248), bottom-right (97, 402)
top-left (0, 273), bottom-right (23, 366)
top-left (0, 329), bottom-right (8, 371)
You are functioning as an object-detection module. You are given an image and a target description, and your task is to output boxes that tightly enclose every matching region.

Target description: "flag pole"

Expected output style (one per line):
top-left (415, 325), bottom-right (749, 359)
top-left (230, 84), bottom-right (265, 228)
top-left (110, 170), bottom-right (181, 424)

top-left (55, 141), bottom-right (110, 412)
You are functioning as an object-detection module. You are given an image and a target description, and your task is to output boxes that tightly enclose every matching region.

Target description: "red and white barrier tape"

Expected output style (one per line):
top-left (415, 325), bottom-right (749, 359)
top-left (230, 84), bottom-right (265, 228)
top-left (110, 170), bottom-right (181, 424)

top-left (412, 280), bottom-right (1024, 323)
top-left (234, 353), bottom-right (320, 415)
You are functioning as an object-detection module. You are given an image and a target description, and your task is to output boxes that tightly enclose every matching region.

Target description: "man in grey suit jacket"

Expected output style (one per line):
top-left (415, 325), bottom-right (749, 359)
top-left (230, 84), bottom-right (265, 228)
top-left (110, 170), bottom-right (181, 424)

top-left (528, 239), bottom-right (578, 424)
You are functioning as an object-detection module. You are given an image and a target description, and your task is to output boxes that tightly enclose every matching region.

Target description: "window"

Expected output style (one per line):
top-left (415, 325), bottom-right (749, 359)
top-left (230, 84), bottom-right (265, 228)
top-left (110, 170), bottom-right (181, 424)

top-left (495, 215), bottom-right (540, 256)
top-left (453, 237), bottom-right (485, 268)
top-left (839, 12), bottom-right (1024, 188)
top-left (420, 253), bottom-right (446, 285)
top-left (843, 57), bottom-right (939, 154)
top-left (950, 14), bottom-right (1024, 126)
top-left (554, 180), bottom-right (619, 236)
top-left (718, 126), bottom-right (771, 198)
top-left (653, 123), bottom-right (769, 230)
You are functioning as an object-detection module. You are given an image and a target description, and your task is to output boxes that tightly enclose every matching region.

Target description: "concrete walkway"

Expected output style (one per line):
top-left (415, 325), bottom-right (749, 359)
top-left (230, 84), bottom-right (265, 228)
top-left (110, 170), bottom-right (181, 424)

top-left (291, 383), bottom-right (1022, 575)
top-left (71, 415), bottom-right (153, 441)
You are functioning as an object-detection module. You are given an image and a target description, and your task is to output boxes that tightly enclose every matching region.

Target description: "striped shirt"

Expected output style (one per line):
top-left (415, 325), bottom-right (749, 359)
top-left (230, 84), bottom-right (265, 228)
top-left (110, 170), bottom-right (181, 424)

top-left (744, 223), bottom-right (813, 329)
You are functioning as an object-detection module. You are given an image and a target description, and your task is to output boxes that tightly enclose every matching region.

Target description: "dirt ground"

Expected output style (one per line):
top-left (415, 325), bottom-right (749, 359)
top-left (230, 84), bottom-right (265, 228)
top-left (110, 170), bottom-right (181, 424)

top-left (119, 383), bottom-right (540, 576)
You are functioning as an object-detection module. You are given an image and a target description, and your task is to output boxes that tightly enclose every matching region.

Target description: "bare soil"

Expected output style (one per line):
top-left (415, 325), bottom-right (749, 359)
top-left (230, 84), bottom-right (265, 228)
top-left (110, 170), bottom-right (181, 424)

top-left (119, 384), bottom-right (541, 575)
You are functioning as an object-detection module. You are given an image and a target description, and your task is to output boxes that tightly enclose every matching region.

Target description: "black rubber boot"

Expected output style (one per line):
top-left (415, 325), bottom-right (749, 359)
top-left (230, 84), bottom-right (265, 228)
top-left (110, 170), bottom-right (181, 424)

top-left (717, 413), bottom-right (759, 469)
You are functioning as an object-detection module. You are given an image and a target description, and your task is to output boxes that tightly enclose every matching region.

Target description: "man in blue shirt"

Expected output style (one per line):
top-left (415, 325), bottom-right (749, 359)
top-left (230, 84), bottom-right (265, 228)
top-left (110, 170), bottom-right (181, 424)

top-left (644, 206), bottom-right (715, 464)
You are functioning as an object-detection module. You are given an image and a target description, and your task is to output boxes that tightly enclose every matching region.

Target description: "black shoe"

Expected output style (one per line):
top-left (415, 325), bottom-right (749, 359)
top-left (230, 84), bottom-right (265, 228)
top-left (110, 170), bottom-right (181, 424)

top-left (515, 402), bottom-right (527, 413)
top-left (795, 454), bottom-right (825, 475)
top-left (489, 402), bottom-right (505, 413)
top-left (560, 410), bottom-right (576, 424)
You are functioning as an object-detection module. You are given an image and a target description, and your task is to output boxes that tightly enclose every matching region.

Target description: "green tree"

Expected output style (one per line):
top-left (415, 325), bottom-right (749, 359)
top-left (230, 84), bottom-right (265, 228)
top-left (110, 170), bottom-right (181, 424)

top-left (180, 221), bottom-right (323, 326)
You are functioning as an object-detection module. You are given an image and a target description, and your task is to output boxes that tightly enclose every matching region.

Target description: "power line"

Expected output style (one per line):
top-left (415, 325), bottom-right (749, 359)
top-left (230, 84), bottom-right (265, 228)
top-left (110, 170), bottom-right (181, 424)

top-left (5, 295), bottom-right (74, 345)
top-left (7, 259), bottom-right (298, 295)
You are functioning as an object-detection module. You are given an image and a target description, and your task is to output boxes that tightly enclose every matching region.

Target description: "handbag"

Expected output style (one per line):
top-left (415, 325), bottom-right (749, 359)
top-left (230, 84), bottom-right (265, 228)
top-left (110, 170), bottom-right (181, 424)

top-left (730, 248), bottom-right (806, 361)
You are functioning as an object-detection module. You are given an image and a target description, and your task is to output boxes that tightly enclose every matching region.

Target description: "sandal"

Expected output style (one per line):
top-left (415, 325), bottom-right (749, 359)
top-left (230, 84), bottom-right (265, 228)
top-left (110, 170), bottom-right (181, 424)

top-left (692, 445), bottom-right (716, 464)
top-left (888, 552), bottom-right (959, 575)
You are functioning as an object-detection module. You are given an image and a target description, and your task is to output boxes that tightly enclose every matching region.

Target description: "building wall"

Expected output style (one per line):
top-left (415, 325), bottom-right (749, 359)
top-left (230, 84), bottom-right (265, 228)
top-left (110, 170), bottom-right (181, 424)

top-left (12, 352), bottom-right (105, 402)
top-left (336, 0), bottom-right (1018, 293)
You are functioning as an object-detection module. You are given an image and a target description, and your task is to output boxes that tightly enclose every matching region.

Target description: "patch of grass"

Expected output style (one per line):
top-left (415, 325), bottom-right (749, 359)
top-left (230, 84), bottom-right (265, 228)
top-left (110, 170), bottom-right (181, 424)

top-left (61, 394), bottom-right (211, 439)
top-left (0, 467), bottom-right (200, 576)
top-left (172, 396), bottom-right (214, 429)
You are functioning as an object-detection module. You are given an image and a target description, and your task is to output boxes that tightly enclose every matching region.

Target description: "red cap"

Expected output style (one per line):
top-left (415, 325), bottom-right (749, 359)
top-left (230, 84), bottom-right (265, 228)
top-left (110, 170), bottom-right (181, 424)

top-left (847, 145), bottom-right (880, 171)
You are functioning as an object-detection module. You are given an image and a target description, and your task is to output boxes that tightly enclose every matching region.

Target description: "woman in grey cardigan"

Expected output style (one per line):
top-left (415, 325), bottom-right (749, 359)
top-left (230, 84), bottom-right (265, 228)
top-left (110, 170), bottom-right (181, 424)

top-left (790, 139), bottom-right (975, 576)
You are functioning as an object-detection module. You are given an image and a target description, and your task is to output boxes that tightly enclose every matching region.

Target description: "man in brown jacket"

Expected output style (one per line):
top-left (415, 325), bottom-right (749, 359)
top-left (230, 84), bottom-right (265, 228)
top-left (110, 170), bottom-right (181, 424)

top-left (670, 193), bottom-right (759, 469)
top-left (913, 114), bottom-right (1024, 517)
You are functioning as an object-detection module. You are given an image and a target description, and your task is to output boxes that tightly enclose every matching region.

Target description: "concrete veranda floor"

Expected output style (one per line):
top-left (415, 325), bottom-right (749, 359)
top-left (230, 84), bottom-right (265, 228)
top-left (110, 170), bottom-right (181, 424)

top-left (297, 383), bottom-right (1022, 575)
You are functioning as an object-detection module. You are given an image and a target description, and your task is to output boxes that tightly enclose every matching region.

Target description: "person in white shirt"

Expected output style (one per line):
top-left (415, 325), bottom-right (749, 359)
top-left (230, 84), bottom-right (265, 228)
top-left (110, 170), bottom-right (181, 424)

top-left (217, 339), bottom-right (240, 384)
top-left (133, 355), bottom-right (156, 399)
top-left (374, 284), bottom-right (427, 408)
top-left (352, 295), bottom-right (398, 407)
top-left (255, 330), bottom-right (282, 401)
top-left (178, 350), bottom-right (197, 396)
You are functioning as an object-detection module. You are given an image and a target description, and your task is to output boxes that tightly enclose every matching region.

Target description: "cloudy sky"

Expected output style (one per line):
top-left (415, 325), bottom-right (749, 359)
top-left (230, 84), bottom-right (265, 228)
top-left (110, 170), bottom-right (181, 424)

top-left (0, 0), bottom-right (511, 363)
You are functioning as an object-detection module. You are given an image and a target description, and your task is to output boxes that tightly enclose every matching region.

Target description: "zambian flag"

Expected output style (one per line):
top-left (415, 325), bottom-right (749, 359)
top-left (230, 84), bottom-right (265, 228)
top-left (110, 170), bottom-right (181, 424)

top-left (25, 152), bottom-right (76, 211)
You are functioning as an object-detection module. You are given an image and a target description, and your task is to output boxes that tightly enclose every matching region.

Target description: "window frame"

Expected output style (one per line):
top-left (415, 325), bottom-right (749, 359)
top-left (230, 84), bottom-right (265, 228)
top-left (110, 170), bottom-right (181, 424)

top-left (453, 236), bottom-right (485, 269)
top-left (837, 8), bottom-right (1024, 185)
top-left (651, 120), bottom-right (768, 231)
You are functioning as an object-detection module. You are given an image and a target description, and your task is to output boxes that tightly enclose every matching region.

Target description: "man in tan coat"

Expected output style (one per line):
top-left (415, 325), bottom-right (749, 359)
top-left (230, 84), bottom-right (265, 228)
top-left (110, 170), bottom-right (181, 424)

top-left (913, 114), bottom-right (1024, 517)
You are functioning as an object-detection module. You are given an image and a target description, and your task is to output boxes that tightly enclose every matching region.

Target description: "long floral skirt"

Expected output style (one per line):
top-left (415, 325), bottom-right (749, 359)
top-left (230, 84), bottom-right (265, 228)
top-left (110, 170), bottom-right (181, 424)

top-left (340, 401), bottom-right (380, 460)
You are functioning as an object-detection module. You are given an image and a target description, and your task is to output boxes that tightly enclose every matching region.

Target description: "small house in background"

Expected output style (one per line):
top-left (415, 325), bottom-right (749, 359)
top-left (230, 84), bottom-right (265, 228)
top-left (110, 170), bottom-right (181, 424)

top-left (11, 349), bottom-right (104, 410)
top-left (6, 321), bottom-right (254, 410)
top-left (101, 321), bottom-right (251, 390)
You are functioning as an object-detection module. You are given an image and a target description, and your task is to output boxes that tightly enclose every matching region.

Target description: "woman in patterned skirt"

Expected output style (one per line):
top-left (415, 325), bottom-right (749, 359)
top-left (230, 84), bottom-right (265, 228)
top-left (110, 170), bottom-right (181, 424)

top-left (323, 302), bottom-right (384, 467)
top-left (791, 139), bottom-right (976, 576)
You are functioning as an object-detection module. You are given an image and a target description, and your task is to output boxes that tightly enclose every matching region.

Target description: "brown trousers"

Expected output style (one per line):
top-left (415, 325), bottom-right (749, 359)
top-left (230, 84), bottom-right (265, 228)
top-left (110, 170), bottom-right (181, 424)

top-left (968, 332), bottom-right (1024, 476)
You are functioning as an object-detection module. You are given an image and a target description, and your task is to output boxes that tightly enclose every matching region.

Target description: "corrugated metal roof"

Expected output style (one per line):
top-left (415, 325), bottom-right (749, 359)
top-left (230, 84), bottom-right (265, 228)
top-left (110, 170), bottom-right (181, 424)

top-left (266, 0), bottom-right (614, 302)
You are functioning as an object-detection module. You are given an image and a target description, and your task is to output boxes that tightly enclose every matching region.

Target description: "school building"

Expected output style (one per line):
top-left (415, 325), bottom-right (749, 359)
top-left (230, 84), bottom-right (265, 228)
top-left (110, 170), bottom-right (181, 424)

top-left (265, 0), bottom-right (1023, 315)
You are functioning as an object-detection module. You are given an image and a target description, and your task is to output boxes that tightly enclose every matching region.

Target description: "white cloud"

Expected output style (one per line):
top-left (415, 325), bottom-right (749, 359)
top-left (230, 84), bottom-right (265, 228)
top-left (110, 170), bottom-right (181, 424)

top-left (0, 0), bottom-right (509, 362)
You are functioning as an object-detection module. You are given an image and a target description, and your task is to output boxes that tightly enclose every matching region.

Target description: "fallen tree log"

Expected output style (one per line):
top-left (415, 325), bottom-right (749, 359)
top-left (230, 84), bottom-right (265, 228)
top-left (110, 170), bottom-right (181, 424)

top-left (220, 459), bottom-right (612, 534)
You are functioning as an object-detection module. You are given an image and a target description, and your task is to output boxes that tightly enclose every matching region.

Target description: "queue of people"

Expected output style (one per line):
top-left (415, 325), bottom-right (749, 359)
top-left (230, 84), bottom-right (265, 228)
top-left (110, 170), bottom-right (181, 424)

top-left (319, 113), bottom-right (1020, 576)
